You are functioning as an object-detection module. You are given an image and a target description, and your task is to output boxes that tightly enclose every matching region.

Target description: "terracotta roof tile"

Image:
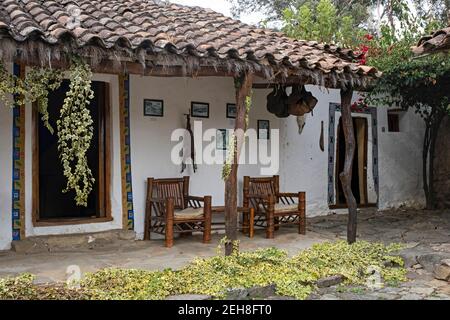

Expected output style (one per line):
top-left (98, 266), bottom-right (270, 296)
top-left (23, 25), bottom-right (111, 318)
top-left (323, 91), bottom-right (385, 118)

top-left (413, 26), bottom-right (450, 55)
top-left (0, 0), bottom-right (379, 85)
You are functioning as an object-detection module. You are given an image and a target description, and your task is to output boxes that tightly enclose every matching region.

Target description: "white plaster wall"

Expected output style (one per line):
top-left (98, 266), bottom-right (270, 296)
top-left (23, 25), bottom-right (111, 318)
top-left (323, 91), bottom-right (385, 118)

top-left (24, 73), bottom-right (124, 237)
top-left (377, 106), bottom-right (425, 209)
top-left (280, 86), bottom-right (342, 216)
top-left (129, 76), bottom-right (280, 238)
top-left (0, 63), bottom-right (13, 250)
top-left (0, 71), bottom-right (426, 249)
top-left (280, 86), bottom-right (426, 216)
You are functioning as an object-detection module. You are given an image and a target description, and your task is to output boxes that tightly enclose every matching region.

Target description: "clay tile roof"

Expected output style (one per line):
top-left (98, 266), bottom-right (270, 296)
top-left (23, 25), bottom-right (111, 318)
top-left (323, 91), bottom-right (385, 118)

top-left (413, 26), bottom-right (450, 55)
top-left (0, 0), bottom-right (379, 87)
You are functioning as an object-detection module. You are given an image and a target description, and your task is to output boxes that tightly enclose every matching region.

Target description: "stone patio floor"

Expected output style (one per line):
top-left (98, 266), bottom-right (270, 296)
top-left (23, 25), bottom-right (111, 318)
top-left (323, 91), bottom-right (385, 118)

top-left (0, 207), bottom-right (449, 300)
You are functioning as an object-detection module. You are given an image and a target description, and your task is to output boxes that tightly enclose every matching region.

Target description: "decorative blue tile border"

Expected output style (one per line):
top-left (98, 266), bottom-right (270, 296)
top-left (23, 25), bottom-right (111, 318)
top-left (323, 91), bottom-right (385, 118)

top-left (12, 63), bottom-right (25, 240)
top-left (327, 103), bottom-right (379, 206)
top-left (120, 74), bottom-right (135, 230)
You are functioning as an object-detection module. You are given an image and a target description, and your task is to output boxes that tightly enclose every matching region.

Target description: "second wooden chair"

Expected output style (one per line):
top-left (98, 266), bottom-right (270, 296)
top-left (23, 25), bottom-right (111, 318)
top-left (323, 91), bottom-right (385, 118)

top-left (243, 175), bottom-right (306, 238)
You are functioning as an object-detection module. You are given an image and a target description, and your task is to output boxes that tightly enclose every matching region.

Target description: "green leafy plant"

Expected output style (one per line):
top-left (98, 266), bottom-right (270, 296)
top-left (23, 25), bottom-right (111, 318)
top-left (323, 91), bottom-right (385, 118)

top-left (56, 58), bottom-right (95, 207)
top-left (0, 60), bottom-right (95, 206)
top-left (24, 68), bottom-right (63, 134)
top-left (0, 241), bottom-right (407, 300)
top-left (222, 134), bottom-right (236, 180)
top-left (281, 0), bottom-right (365, 47)
top-left (0, 63), bottom-right (62, 130)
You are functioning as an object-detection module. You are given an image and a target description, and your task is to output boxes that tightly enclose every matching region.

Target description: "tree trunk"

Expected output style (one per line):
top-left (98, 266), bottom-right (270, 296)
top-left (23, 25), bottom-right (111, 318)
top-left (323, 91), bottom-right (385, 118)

top-left (423, 124), bottom-right (431, 208)
top-left (339, 88), bottom-right (358, 244)
top-left (424, 110), bottom-right (444, 210)
top-left (224, 72), bottom-right (253, 256)
top-left (386, 0), bottom-right (395, 34)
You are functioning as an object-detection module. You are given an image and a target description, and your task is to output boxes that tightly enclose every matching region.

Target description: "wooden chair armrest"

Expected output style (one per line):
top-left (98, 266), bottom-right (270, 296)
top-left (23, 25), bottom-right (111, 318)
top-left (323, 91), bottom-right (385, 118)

top-left (277, 192), bottom-right (301, 198)
top-left (187, 195), bottom-right (206, 202)
top-left (187, 195), bottom-right (212, 213)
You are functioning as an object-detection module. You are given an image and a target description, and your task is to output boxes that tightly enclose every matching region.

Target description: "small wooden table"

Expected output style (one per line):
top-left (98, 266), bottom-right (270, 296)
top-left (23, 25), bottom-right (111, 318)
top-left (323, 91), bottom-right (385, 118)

top-left (211, 206), bottom-right (255, 238)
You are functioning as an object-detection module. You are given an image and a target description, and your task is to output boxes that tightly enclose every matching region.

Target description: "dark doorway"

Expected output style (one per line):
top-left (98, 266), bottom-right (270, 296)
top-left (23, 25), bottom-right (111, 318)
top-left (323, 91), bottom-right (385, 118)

top-left (336, 117), bottom-right (368, 205)
top-left (36, 80), bottom-right (109, 220)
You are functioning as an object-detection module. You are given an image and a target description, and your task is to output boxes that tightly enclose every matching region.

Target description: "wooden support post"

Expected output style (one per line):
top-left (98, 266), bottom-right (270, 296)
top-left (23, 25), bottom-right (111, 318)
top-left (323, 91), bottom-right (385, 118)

top-left (266, 195), bottom-right (275, 239)
top-left (203, 196), bottom-right (212, 244)
top-left (165, 198), bottom-right (175, 248)
top-left (298, 192), bottom-right (306, 235)
top-left (339, 88), bottom-right (358, 244)
top-left (224, 72), bottom-right (253, 256)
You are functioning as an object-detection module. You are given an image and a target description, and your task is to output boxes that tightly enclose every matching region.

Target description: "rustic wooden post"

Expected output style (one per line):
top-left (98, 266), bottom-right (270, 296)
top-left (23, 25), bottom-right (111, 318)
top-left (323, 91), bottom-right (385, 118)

top-left (339, 88), bottom-right (358, 243)
top-left (224, 72), bottom-right (253, 256)
top-left (266, 195), bottom-right (275, 239)
top-left (203, 196), bottom-right (212, 244)
top-left (165, 198), bottom-right (175, 248)
top-left (298, 191), bottom-right (306, 235)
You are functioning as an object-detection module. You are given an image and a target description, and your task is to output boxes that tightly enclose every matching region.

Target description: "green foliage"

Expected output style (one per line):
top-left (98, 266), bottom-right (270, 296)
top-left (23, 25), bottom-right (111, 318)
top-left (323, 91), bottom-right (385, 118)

top-left (0, 273), bottom-right (87, 300)
top-left (0, 241), bottom-right (407, 300)
top-left (0, 63), bottom-right (62, 134)
top-left (57, 59), bottom-right (95, 207)
top-left (23, 68), bottom-right (63, 134)
top-left (281, 0), bottom-right (365, 47)
top-left (228, 0), bottom-right (373, 27)
top-left (0, 63), bottom-right (16, 107)
top-left (245, 91), bottom-right (252, 128)
top-left (0, 60), bottom-right (95, 206)
top-left (221, 134), bottom-right (236, 180)
top-left (315, 0), bottom-right (337, 42)
top-left (0, 274), bottom-right (37, 299)
top-left (362, 0), bottom-right (450, 117)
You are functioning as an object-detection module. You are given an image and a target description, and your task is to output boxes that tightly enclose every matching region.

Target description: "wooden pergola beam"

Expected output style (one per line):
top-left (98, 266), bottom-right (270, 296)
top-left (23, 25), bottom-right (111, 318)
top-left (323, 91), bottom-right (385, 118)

top-left (16, 57), bottom-right (266, 78)
top-left (16, 57), bottom-right (373, 91)
top-left (224, 72), bottom-right (254, 256)
top-left (339, 88), bottom-right (358, 244)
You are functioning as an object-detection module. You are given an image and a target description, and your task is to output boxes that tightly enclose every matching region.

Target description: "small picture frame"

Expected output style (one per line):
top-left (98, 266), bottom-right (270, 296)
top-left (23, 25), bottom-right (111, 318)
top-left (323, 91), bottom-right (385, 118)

top-left (257, 120), bottom-right (270, 140)
top-left (226, 103), bottom-right (237, 119)
top-left (144, 99), bottom-right (164, 117)
top-left (216, 129), bottom-right (228, 150)
top-left (191, 102), bottom-right (210, 118)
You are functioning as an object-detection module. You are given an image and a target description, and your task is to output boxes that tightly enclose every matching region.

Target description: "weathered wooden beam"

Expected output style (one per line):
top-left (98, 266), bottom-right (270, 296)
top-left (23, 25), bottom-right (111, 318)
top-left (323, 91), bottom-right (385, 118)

top-left (339, 88), bottom-right (358, 244)
top-left (17, 57), bottom-right (266, 78)
top-left (224, 72), bottom-right (254, 256)
top-left (16, 57), bottom-right (373, 91)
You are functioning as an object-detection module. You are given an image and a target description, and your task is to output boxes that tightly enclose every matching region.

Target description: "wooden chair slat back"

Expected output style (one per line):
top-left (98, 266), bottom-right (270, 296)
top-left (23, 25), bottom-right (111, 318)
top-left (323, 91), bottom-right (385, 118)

top-left (149, 177), bottom-right (189, 210)
top-left (248, 176), bottom-right (278, 196)
top-left (243, 176), bottom-right (280, 208)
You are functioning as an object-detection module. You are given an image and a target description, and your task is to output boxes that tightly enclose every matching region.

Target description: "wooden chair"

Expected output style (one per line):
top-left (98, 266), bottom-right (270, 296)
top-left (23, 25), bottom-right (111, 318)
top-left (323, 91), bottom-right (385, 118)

top-left (243, 175), bottom-right (306, 238)
top-left (144, 177), bottom-right (212, 247)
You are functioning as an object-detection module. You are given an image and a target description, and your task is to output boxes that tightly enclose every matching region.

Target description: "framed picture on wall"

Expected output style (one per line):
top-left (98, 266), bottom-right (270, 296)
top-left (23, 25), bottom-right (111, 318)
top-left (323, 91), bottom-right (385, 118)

top-left (144, 99), bottom-right (164, 117)
top-left (257, 120), bottom-right (270, 140)
top-left (226, 103), bottom-right (237, 119)
top-left (216, 129), bottom-right (228, 150)
top-left (191, 102), bottom-right (210, 118)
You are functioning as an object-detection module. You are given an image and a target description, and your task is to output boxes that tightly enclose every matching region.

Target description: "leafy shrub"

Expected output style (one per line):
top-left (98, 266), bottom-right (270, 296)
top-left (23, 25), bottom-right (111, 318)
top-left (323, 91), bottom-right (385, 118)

top-left (0, 241), bottom-right (406, 300)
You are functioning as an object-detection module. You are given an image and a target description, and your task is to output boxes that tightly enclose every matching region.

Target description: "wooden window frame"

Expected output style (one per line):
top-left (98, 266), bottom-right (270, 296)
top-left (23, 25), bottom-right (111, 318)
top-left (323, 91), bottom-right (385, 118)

top-left (32, 82), bottom-right (113, 227)
top-left (387, 112), bottom-right (400, 133)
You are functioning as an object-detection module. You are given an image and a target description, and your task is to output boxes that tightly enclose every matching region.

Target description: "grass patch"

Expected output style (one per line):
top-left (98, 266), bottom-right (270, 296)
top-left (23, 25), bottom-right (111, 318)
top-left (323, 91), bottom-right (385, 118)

top-left (0, 240), bottom-right (407, 300)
